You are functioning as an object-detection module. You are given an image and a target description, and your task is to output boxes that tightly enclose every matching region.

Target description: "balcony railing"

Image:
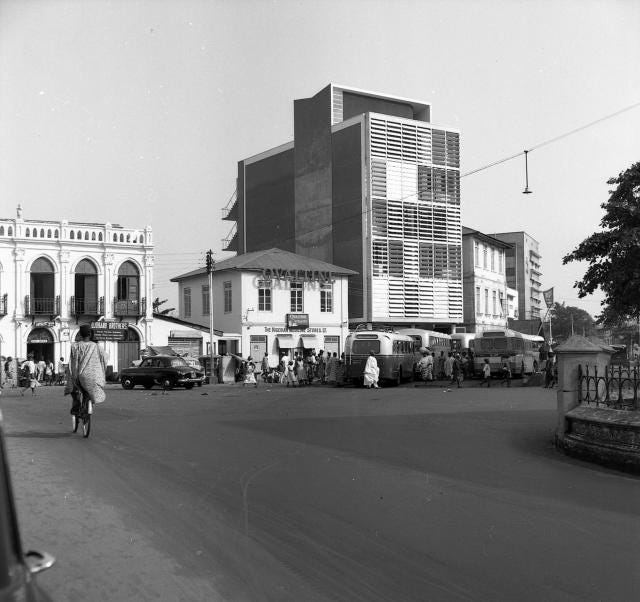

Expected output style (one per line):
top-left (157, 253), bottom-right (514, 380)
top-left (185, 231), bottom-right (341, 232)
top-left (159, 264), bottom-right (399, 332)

top-left (25, 295), bottom-right (60, 316)
top-left (70, 296), bottom-right (104, 316)
top-left (113, 297), bottom-right (146, 317)
top-left (0, 293), bottom-right (7, 316)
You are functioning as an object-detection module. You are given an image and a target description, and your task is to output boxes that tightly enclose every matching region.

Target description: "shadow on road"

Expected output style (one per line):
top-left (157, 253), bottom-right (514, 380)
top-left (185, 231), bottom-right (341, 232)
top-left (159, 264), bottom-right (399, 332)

top-left (5, 431), bottom-right (74, 439)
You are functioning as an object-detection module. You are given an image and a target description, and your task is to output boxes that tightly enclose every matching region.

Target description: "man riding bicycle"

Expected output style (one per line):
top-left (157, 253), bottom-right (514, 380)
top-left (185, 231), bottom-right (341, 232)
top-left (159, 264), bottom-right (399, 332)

top-left (65, 324), bottom-right (107, 415)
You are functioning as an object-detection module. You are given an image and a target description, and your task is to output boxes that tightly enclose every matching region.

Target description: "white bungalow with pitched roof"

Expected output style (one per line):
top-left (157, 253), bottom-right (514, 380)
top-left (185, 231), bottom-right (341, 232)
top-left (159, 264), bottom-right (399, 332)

top-left (170, 248), bottom-right (356, 368)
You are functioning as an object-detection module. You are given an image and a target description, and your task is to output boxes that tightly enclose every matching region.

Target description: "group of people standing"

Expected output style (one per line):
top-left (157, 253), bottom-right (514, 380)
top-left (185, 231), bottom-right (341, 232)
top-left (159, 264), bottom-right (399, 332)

top-left (1, 355), bottom-right (67, 392)
top-left (278, 350), bottom-right (348, 387)
top-left (416, 349), bottom-right (466, 388)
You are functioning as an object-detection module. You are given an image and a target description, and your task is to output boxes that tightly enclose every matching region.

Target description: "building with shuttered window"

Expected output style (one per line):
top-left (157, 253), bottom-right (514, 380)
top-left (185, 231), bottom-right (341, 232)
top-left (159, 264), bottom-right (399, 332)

top-left (222, 84), bottom-right (462, 331)
top-left (0, 206), bottom-right (153, 374)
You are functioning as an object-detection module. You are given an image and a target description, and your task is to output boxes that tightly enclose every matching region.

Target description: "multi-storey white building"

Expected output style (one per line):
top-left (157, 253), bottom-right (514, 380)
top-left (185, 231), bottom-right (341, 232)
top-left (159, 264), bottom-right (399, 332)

top-left (224, 84), bottom-right (462, 331)
top-left (461, 227), bottom-right (518, 332)
top-left (491, 231), bottom-right (543, 321)
top-left (0, 206), bottom-right (153, 373)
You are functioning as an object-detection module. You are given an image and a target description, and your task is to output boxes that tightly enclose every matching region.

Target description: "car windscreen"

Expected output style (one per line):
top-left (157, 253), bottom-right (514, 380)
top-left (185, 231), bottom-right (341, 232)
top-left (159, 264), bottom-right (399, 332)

top-left (170, 358), bottom-right (188, 367)
top-left (352, 340), bottom-right (381, 354)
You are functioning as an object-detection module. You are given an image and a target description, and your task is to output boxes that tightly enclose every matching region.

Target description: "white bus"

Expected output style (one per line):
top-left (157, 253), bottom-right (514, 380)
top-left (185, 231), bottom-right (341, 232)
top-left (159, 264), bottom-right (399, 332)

top-left (345, 330), bottom-right (419, 386)
top-left (473, 329), bottom-right (544, 376)
top-left (451, 332), bottom-right (476, 356)
top-left (396, 328), bottom-right (452, 357)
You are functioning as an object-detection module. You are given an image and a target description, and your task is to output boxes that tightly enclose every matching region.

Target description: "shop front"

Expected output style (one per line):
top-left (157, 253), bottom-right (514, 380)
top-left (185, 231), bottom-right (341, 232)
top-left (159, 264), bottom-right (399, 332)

top-left (27, 327), bottom-right (55, 363)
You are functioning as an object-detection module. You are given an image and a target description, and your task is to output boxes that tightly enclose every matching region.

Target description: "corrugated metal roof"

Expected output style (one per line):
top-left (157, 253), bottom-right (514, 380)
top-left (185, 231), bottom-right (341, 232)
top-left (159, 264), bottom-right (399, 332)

top-left (171, 248), bottom-right (358, 282)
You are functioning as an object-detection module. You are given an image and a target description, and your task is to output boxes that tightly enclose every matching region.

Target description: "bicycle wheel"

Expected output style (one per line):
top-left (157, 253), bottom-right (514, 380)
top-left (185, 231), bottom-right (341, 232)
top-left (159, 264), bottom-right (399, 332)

top-left (82, 415), bottom-right (91, 438)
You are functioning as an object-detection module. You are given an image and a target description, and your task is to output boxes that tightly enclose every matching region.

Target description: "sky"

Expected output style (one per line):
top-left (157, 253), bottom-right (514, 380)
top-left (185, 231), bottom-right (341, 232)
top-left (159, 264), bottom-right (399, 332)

top-left (1, 0), bottom-right (639, 318)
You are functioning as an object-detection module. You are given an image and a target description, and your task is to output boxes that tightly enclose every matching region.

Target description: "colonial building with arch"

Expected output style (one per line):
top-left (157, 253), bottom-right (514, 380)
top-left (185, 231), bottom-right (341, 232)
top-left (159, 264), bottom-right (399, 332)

top-left (0, 206), bottom-right (154, 375)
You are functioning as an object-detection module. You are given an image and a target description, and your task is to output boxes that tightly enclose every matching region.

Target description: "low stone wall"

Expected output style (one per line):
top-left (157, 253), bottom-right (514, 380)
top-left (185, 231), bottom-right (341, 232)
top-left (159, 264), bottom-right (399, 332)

top-left (558, 405), bottom-right (640, 473)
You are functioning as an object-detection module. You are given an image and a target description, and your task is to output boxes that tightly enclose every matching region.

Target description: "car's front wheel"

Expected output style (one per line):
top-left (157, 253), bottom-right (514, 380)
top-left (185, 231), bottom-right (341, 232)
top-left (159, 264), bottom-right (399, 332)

top-left (121, 377), bottom-right (135, 389)
top-left (161, 377), bottom-right (174, 390)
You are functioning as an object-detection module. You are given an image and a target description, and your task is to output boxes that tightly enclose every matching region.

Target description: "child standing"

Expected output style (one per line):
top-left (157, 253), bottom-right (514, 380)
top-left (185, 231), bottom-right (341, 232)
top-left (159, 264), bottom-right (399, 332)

top-left (480, 358), bottom-right (491, 387)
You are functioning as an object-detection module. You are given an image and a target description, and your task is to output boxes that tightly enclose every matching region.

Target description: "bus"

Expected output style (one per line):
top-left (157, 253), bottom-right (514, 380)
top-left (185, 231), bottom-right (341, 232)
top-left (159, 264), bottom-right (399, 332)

top-left (396, 329), bottom-right (452, 357)
top-left (345, 330), bottom-right (419, 386)
top-left (451, 332), bottom-right (476, 356)
top-left (473, 329), bottom-right (544, 377)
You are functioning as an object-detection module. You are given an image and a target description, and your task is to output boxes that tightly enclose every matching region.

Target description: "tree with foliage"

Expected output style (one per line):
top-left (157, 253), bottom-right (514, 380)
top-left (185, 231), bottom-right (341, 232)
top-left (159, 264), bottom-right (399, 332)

top-left (548, 302), bottom-right (596, 344)
top-left (152, 297), bottom-right (175, 315)
top-left (563, 161), bottom-right (640, 325)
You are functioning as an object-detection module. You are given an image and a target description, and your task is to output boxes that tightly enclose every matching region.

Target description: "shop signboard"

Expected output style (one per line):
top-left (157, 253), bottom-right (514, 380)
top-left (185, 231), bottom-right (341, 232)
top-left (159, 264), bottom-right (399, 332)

top-left (91, 321), bottom-right (127, 341)
top-left (286, 313), bottom-right (309, 330)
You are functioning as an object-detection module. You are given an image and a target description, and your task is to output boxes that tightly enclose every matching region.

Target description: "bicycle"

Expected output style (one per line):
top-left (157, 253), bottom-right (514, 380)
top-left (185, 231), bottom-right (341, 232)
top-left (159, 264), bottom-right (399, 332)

top-left (70, 389), bottom-right (92, 438)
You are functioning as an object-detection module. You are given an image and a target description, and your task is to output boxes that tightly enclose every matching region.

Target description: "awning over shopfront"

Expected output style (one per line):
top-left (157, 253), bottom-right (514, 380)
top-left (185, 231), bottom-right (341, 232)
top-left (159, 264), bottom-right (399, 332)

top-left (275, 334), bottom-right (298, 349)
top-left (299, 334), bottom-right (319, 349)
top-left (169, 330), bottom-right (201, 338)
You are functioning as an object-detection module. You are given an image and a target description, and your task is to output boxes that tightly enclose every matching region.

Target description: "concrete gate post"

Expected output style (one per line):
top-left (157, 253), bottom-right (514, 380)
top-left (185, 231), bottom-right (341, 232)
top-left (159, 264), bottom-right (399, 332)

top-left (555, 336), bottom-right (613, 444)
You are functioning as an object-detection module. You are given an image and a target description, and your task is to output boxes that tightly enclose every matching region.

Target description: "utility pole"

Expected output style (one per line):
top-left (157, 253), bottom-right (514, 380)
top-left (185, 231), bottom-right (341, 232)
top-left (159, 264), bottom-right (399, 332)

top-left (206, 249), bottom-right (215, 384)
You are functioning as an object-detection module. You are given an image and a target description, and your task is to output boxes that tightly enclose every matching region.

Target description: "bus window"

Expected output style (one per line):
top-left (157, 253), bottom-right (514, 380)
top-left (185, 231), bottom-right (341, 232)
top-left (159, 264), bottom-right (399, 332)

top-left (353, 340), bottom-right (380, 354)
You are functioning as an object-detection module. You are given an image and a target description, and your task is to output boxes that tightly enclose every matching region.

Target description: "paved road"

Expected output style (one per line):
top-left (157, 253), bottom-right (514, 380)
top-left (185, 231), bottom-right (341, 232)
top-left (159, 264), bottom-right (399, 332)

top-left (1, 381), bottom-right (638, 601)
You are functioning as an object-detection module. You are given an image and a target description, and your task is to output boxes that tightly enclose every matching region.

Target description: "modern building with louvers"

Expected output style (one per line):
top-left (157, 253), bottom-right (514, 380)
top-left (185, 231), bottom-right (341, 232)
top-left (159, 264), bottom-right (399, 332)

top-left (221, 84), bottom-right (462, 331)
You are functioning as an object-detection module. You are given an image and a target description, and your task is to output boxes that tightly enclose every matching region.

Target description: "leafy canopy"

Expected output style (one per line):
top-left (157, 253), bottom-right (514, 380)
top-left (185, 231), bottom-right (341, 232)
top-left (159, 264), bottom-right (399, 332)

top-left (563, 161), bottom-right (640, 325)
top-left (548, 302), bottom-right (596, 343)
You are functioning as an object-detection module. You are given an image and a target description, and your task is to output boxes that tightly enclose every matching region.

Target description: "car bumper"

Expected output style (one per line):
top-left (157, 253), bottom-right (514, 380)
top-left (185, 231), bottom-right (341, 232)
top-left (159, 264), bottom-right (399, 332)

top-left (176, 376), bottom-right (205, 385)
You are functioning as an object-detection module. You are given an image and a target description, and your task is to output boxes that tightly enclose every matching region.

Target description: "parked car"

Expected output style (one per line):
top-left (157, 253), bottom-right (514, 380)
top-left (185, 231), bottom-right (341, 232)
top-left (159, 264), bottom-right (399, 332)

top-left (119, 355), bottom-right (205, 390)
top-left (0, 409), bottom-right (55, 601)
top-left (181, 357), bottom-right (205, 386)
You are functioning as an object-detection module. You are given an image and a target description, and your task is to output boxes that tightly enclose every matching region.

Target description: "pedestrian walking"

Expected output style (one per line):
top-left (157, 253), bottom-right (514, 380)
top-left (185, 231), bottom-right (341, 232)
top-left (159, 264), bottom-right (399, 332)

top-left (242, 357), bottom-right (258, 387)
top-left (335, 355), bottom-right (346, 387)
top-left (363, 351), bottom-right (379, 388)
top-left (416, 348), bottom-right (433, 385)
top-left (452, 353), bottom-right (463, 388)
top-left (480, 358), bottom-right (491, 387)
top-left (56, 357), bottom-right (66, 385)
top-left (500, 357), bottom-right (511, 387)
top-left (261, 353), bottom-right (270, 383)
top-left (20, 355), bottom-right (38, 395)
top-left (45, 360), bottom-right (54, 385)
top-left (317, 350), bottom-right (326, 384)
top-left (544, 358), bottom-right (554, 388)
top-left (3, 357), bottom-right (14, 388)
top-left (36, 357), bottom-right (46, 383)
top-left (65, 324), bottom-right (107, 414)
top-left (326, 352), bottom-right (338, 385)
top-left (284, 361), bottom-right (298, 387)
top-left (296, 356), bottom-right (308, 386)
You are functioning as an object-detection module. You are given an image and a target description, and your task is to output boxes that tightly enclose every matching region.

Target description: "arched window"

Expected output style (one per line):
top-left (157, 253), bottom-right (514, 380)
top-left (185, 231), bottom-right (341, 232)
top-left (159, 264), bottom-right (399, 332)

top-left (91, 232), bottom-right (96, 241)
top-left (40, 229), bottom-right (45, 237)
top-left (73, 259), bottom-right (99, 315)
top-left (29, 257), bottom-right (55, 315)
top-left (119, 234), bottom-right (124, 242)
top-left (113, 234), bottom-right (117, 242)
top-left (47, 229), bottom-right (52, 238)
top-left (77, 230), bottom-right (81, 239)
top-left (98, 233), bottom-right (103, 241)
top-left (25, 229), bottom-right (30, 237)
top-left (0, 226), bottom-right (4, 236)
top-left (126, 234), bottom-right (131, 242)
top-left (8, 227), bottom-right (13, 236)
top-left (32, 228), bottom-right (37, 237)
top-left (54, 229), bottom-right (58, 238)
top-left (70, 231), bottom-right (75, 240)
top-left (116, 261), bottom-right (140, 316)
top-left (84, 231), bottom-right (89, 240)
